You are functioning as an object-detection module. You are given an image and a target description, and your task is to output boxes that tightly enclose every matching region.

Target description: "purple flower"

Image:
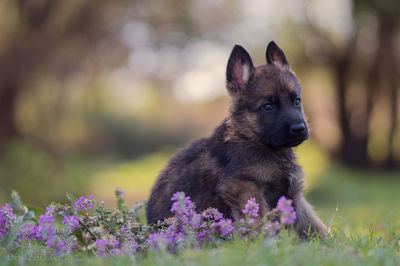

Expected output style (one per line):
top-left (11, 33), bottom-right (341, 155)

top-left (73, 196), bottom-right (95, 212)
top-left (94, 239), bottom-right (109, 256)
top-left (190, 213), bottom-right (202, 228)
top-left (276, 196), bottom-right (294, 213)
top-left (148, 223), bottom-right (186, 253)
top-left (165, 223), bottom-right (185, 247)
top-left (46, 205), bottom-right (55, 215)
top-left (236, 218), bottom-right (249, 234)
top-left (242, 198), bottom-right (259, 217)
top-left (247, 217), bottom-right (257, 225)
top-left (217, 219), bottom-right (233, 235)
top-left (196, 230), bottom-right (207, 246)
top-left (1, 204), bottom-right (16, 220)
top-left (94, 238), bottom-right (119, 256)
top-left (170, 192), bottom-right (199, 230)
top-left (17, 224), bottom-right (37, 242)
top-left (281, 211), bottom-right (297, 225)
top-left (264, 221), bottom-right (281, 236)
top-left (35, 212), bottom-right (72, 255)
top-left (148, 232), bottom-right (165, 251)
top-left (20, 212), bottom-right (74, 255)
top-left (53, 240), bottom-right (70, 256)
top-left (120, 227), bottom-right (129, 233)
top-left (120, 239), bottom-right (138, 255)
top-left (62, 215), bottom-right (80, 232)
top-left (35, 213), bottom-right (56, 247)
top-left (276, 196), bottom-right (296, 225)
top-left (131, 240), bottom-right (138, 253)
top-left (116, 186), bottom-right (126, 196)
top-left (0, 203), bottom-right (16, 240)
top-left (170, 192), bottom-right (195, 218)
top-left (201, 208), bottom-right (223, 221)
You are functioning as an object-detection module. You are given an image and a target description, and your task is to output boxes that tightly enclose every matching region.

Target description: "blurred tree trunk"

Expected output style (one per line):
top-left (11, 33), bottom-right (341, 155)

top-left (335, 3), bottom-right (400, 168)
top-left (381, 15), bottom-right (399, 168)
top-left (302, 0), bottom-right (400, 168)
top-left (0, 46), bottom-right (24, 150)
top-left (0, 83), bottom-right (19, 147)
top-left (334, 38), bottom-right (371, 167)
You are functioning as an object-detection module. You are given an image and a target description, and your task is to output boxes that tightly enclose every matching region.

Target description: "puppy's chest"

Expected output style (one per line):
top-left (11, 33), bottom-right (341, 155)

top-left (250, 160), bottom-right (295, 208)
top-left (263, 175), bottom-right (291, 209)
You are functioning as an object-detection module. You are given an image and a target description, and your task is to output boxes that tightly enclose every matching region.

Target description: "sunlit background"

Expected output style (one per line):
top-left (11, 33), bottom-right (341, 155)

top-left (1, 0), bottom-right (399, 232)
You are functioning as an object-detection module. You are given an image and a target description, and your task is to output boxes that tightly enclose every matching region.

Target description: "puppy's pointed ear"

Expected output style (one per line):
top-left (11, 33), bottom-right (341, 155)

top-left (266, 41), bottom-right (289, 69)
top-left (226, 45), bottom-right (254, 94)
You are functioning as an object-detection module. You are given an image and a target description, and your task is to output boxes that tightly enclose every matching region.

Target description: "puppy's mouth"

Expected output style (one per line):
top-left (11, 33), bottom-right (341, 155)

top-left (266, 132), bottom-right (309, 148)
top-left (281, 135), bottom-right (308, 147)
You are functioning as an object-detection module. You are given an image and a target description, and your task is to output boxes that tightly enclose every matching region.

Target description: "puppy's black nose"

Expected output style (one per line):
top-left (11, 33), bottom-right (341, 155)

top-left (290, 123), bottom-right (306, 134)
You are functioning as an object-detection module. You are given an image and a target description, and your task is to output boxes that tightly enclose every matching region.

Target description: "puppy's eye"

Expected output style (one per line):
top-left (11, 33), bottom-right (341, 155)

top-left (263, 103), bottom-right (273, 112)
top-left (294, 97), bottom-right (301, 107)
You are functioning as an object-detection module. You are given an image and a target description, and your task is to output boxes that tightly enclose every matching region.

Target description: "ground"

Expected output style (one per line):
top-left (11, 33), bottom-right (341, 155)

top-left (1, 142), bottom-right (399, 265)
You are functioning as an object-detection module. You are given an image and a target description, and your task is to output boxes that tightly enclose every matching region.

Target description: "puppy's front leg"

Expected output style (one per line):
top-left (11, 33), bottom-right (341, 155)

top-left (293, 195), bottom-right (328, 238)
top-left (218, 179), bottom-right (268, 220)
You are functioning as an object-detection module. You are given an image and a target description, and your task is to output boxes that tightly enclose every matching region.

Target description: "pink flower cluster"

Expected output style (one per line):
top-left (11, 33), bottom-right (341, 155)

top-left (17, 212), bottom-right (71, 255)
top-left (62, 215), bottom-right (80, 232)
top-left (148, 192), bottom-right (233, 253)
top-left (148, 192), bottom-right (297, 253)
top-left (243, 197), bottom-right (260, 217)
top-left (74, 195), bottom-right (95, 212)
top-left (264, 221), bottom-right (281, 236)
top-left (1, 189), bottom-right (297, 257)
top-left (0, 203), bottom-right (16, 240)
top-left (276, 196), bottom-right (297, 225)
top-left (94, 238), bottom-right (119, 256)
top-left (236, 197), bottom-right (260, 237)
top-left (115, 186), bottom-right (126, 196)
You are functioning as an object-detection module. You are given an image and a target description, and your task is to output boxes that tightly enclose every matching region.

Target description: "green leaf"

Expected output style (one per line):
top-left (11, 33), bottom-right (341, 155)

top-left (131, 201), bottom-right (147, 222)
top-left (74, 228), bottom-right (86, 245)
top-left (14, 215), bottom-right (24, 224)
top-left (0, 221), bottom-right (35, 249)
top-left (66, 192), bottom-right (78, 203)
top-left (109, 217), bottom-right (117, 232)
top-left (25, 203), bottom-right (44, 215)
top-left (58, 210), bottom-right (67, 217)
top-left (9, 190), bottom-right (23, 213)
top-left (23, 211), bottom-right (35, 221)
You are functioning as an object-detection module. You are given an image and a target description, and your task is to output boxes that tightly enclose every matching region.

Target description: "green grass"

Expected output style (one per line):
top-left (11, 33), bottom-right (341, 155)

top-left (307, 166), bottom-right (400, 232)
top-left (1, 166), bottom-right (399, 266)
top-left (142, 231), bottom-right (399, 266)
top-left (89, 149), bottom-right (173, 205)
top-left (0, 141), bottom-right (107, 206)
top-left (1, 228), bottom-right (399, 266)
top-left (1, 142), bottom-right (399, 265)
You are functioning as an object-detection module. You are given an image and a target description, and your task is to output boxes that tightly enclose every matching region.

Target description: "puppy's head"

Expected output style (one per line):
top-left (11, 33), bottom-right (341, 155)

top-left (226, 41), bottom-right (308, 148)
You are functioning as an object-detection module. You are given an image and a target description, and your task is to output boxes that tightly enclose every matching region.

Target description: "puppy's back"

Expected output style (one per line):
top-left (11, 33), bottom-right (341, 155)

top-left (146, 132), bottom-right (230, 224)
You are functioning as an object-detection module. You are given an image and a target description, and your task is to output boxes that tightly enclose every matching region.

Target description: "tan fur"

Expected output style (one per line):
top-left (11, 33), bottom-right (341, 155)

top-left (146, 43), bottom-right (328, 239)
top-left (218, 180), bottom-right (269, 220)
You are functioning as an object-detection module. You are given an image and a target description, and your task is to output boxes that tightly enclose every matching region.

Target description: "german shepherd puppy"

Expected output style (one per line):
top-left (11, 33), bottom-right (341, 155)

top-left (147, 41), bottom-right (328, 238)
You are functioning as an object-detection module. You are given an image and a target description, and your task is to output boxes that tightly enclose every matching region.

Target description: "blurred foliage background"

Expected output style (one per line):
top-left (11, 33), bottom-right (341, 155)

top-left (0, 0), bottom-right (399, 230)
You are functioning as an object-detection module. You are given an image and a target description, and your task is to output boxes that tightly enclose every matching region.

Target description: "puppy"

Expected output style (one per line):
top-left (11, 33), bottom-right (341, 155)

top-left (147, 41), bottom-right (328, 238)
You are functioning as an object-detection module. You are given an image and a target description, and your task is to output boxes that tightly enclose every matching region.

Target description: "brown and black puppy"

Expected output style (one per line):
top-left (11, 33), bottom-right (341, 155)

top-left (147, 41), bottom-right (328, 238)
